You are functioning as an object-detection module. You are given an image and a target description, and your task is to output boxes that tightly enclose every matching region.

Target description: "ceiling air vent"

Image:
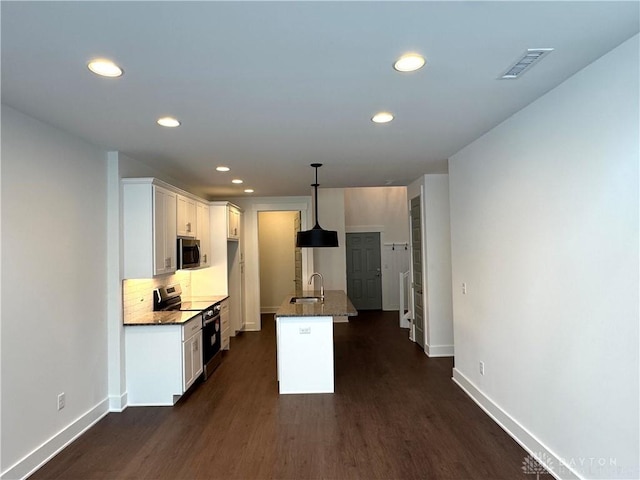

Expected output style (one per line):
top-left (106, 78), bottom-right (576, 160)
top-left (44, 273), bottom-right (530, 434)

top-left (500, 48), bottom-right (554, 79)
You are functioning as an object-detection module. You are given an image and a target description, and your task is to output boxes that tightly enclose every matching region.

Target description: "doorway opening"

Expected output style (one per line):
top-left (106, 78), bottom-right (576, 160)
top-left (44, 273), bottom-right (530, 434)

top-left (258, 211), bottom-right (302, 313)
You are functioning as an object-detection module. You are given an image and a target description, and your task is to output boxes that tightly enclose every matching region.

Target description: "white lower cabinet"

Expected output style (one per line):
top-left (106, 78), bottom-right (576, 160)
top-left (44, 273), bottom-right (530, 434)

top-left (182, 323), bottom-right (204, 391)
top-left (220, 299), bottom-right (230, 350)
top-left (125, 317), bottom-right (203, 406)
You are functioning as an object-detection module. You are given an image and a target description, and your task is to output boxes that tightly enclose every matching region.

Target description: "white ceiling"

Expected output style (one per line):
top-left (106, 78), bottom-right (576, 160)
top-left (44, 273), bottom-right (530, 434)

top-left (2, 1), bottom-right (638, 199)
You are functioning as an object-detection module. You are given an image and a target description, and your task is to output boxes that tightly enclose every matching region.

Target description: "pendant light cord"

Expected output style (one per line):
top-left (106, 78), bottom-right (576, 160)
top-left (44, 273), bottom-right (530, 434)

top-left (311, 163), bottom-right (322, 229)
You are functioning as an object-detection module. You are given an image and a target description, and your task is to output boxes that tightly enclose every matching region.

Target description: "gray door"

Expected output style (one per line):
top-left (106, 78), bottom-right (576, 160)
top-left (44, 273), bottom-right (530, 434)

top-left (346, 232), bottom-right (382, 310)
top-left (294, 212), bottom-right (302, 295)
top-left (411, 197), bottom-right (425, 348)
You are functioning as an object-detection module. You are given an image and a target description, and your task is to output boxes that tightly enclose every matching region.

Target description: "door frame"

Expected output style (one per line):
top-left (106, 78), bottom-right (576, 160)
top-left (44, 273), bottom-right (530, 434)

top-left (243, 199), bottom-right (313, 331)
top-left (257, 211), bottom-right (302, 314)
top-left (409, 190), bottom-right (428, 350)
top-left (345, 225), bottom-right (384, 236)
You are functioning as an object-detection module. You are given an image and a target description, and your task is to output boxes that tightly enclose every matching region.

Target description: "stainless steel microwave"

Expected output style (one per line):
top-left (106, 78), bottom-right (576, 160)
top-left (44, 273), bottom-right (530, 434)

top-left (178, 237), bottom-right (200, 269)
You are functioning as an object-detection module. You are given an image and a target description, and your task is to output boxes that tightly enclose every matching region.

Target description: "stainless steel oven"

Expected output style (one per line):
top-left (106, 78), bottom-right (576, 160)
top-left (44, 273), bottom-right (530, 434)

top-left (201, 304), bottom-right (222, 379)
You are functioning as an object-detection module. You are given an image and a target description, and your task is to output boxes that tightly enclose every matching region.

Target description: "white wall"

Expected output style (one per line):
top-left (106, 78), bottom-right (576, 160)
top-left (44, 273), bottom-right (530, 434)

top-left (118, 153), bottom-right (208, 199)
top-left (344, 186), bottom-right (409, 240)
top-left (344, 187), bottom-right (410, 310)
top-left (258, 211), bottom-right (298, 312)
top-left (423, 175), bottom-right (453, 355)
top-left (313, 188), bottom-right (346, 290)
top-left (233, 196), bottom-right (312, 331)
top-left (449, 35), bottom-right (639, 480)
top-left (407, 175), bottom-right (454, 356)
top-left (1, 105), bottom-right (109, 479)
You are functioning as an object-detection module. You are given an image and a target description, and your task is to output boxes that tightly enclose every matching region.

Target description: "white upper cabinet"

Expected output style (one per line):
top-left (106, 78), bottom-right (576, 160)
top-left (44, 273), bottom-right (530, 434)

top-left (154, 186), bottom-right (177, 275)
top-left (122, 179), bottom-right (177, 278)
top-left (228, 205), bottom-right (241, 240)
top-left (177, 194), bottom-right (197, 238)
top-left (196, 201), bottom-right (210, 267)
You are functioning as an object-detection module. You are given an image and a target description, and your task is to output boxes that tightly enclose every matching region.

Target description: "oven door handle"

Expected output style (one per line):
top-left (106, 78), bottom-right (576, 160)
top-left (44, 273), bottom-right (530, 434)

top-left (203, 314), bottom-right (220, 326)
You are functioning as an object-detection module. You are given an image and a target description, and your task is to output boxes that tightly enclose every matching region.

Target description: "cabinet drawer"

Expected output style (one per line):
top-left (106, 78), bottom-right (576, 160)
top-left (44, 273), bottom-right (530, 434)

top-left (220, 300), bottom-right (229, 312)
top-left (182, 316), bottom-right (202, 340)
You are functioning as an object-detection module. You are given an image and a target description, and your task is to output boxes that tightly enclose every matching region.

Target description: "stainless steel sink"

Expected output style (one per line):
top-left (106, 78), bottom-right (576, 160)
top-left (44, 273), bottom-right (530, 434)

top-left (290, 296), bottom-right (322, 304)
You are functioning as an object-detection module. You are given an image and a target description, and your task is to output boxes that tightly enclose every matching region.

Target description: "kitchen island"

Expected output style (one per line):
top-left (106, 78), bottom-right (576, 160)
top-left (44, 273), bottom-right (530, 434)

top-left (275, 290), bottom-right (357, 394)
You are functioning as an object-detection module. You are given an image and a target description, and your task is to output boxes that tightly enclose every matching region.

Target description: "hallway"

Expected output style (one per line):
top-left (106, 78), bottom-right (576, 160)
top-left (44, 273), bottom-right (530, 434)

top-left (32, 311), bottom-right (530, 479)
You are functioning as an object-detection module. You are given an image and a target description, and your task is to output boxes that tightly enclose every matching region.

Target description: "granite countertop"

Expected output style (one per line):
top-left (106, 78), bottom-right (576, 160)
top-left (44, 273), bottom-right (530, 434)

top-left (124, 310), bottom-right (203, 326)
top-left (275, 290), bottom-right (358, 317)
top-left (124, 294), bottom-right (229, 326)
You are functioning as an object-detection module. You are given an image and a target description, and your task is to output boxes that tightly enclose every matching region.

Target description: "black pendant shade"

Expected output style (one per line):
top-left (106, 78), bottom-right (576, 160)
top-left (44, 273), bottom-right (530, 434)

top-left (296, 163), bottom-right (339, 248)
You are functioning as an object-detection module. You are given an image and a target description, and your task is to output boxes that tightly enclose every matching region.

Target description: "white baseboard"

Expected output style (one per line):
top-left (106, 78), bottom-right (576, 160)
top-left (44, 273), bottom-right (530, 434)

top-left (1, 398), bottom-right (110, 480)
top-left (452, 368), bottom-right (582, 480)
top-left (109, 392), bottom-right (128, 412)
top-left (243, 319), bottom-right (260, 331)
top-left (260, 306), bottom-right (279, 314)
top-left (425, 343), bottom-right (454, 357)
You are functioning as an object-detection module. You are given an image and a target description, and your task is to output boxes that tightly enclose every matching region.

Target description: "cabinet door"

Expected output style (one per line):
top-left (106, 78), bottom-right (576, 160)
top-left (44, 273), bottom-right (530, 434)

top-left (177, 194), bottom-right (197, 237)
top-left (196, 202), bottom-right (210, 266)
top-left (220, 299), bottom-right (230, 350)
top-left (182, 331), bottom-right (203, 392)
top-left (153, 186), bottom-right (177, 275)
top-left (228, 206), bottom-right (240, 240)
top-left (192, 332), bottom-right (203, 379)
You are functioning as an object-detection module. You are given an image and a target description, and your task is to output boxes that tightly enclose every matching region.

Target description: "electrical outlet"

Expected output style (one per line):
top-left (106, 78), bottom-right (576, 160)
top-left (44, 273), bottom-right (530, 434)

top-left (57, 392), bottom-right (65, 410)
top-left (462, 283), bottom-right (467, 295)
top-left (479, 361), bottom-right (485, 376)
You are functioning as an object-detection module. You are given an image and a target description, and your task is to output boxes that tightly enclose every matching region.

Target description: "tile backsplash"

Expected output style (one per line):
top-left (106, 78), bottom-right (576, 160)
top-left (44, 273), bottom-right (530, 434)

top-left (123, 271), bottom-right (192, 322)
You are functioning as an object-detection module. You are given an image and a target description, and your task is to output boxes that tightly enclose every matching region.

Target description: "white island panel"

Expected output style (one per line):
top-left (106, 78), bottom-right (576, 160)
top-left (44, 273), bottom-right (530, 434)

top-left (276, 316), bottom-right (334, 394)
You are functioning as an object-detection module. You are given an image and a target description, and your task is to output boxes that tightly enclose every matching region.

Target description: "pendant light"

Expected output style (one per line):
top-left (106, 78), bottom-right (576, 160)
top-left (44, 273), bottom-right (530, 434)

top-left (296, 163), bottom-right (339, 248)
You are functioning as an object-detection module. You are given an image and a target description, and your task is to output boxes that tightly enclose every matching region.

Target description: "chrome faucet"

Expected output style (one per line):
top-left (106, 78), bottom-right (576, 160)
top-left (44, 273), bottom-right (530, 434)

top-left (308, 272), bottom-right (324, 300)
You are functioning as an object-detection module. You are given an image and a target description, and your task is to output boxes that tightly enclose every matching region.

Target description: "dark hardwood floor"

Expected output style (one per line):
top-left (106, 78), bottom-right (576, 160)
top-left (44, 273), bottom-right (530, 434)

top-left (31, 311), bottom-right (529, 479)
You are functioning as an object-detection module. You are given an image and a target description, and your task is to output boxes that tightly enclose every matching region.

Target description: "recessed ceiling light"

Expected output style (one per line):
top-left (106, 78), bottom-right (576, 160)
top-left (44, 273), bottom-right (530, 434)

top-left (244, 189), bottom-right (254, 193)
top-left (87, 58), bottom-right (123, 78)
top-left (393, 53), bottom-right (425, 72)
top-left (216, 166), bottom-right (230, 172)
top-left (157, 117), bottom-right (181, 128)
top-left (372, 112), bottom-right (394, 124)
top-left (232, 179), bottom-right (243, 184)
